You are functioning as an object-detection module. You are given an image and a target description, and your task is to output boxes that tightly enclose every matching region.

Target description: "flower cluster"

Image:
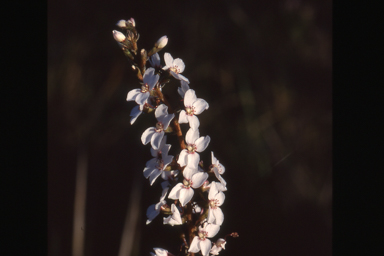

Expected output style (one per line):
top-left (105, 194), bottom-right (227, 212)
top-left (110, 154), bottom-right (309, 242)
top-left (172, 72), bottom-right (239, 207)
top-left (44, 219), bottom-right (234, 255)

top-left (113, 18), bottom-right (237, 256)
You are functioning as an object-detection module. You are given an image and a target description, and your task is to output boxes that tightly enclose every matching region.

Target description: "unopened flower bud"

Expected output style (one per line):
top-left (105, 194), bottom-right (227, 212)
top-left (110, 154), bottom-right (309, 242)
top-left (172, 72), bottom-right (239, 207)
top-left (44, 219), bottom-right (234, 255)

top-left (155, 36), bottom-right (168, 49)
top-left (116, 19), bottom-right (126, 28)
top-left (112, 30), bottom-right (126, 42)
top-left (127, 18), bottom-right (135, 27)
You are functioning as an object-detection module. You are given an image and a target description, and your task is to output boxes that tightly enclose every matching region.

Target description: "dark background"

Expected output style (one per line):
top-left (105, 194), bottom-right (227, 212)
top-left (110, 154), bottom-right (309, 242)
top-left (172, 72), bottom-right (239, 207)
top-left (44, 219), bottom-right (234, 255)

top-left (48, 0), bottom-right (332, 255)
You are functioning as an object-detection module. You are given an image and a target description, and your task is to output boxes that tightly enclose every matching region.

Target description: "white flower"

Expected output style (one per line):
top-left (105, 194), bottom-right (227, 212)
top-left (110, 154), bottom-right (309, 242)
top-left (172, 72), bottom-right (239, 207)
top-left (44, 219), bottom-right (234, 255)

top-left (150, 247), bottom-right (168, 256)
top-left (112, 30), bottom-right (126, 42)
top-left (168, 166), bottom-right (208, 206)
top-left (155, 35), bottom-right (168, 49)
top-left (178, 89), bottom-right (209, 130)
top-left (210, 238), bottom-right (226, 255)
top-left (188, 223), bottom-right (220, 256)
top-left (146, 186), bottom-right (169, 224)
top-left (143, 136), bottom-right (174, 185)
top-left (149, 53), bottom-right (161, 69)
top-left (163, 204), bottom-right (182, 226)
top-left (162, 52), bottom-right (189, 83)
top-left (206, 181), bottom-right (227, 192)
top-left (211, 152), bottom-right (227, 187)
top-left (141, 104), bottom-right (174, 150)
top-left (207, 181), bottom-right (225, 225)
top-left (126, 67), bottom-right (159, 105)
top-left (178, 80), bottom-right (190, 98)
top-left (177, 128), bottom-right (210, 169)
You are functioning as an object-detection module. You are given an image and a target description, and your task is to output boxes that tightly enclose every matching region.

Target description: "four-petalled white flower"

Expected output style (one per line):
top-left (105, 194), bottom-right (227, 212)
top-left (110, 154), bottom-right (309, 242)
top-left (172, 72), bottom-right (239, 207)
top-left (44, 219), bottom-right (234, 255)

top-left (207, 181), bottom-right (225, 225)
top-left (141, 104), bottom-right (174, 150)
top-left (188, 223), bottom-right (220, 256)
top-left (163, 204), bottom-right (183, 226)
top-left (162, 52), bottom-right (189, 83)
top-left (143, 136), bottom-right (174, 185)
top-left (126, 67), bottom-right (159, 105)
top-left (168, 166), bottom-right (208, 206)
top-left (178, 89), bottom-right (209, 130)
top-left (177, 128), bottom-right (210, 169)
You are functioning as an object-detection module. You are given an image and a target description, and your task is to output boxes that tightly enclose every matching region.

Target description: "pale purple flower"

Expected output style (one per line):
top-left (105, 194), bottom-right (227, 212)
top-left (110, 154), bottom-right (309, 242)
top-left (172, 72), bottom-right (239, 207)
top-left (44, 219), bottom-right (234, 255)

top-left (211, 152), bottom-right (227, 187)
top-left (162, 52), bottom-right (189, 83)
top-left (178, 89), bottom-right (209, 130)
top-left (207, 181), bottom-right (225, 225)
top-left (168, 166), bottom-right (208, 206)
top-left (177, 128), bottom-right (210, 169)
top-left (126, 68), bottom-right (159, 105)
top-left (146, 186), bottom-right (169, 224)
top-left (150, 248), bottom-right (168, 256)
top-left (163, 204), bottom-right (182, 226)
top-left (141, 104), bottom-right (174, 150)
top-left (188, 223), bottom-right (220, 256)
top-left (143, 136), bottom-right (174, 185)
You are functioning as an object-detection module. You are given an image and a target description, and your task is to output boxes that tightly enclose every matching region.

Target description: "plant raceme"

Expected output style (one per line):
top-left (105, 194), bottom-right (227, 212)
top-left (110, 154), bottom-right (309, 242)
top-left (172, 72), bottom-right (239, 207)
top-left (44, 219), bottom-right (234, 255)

top-left (113, 18), bottom-right (238, 256)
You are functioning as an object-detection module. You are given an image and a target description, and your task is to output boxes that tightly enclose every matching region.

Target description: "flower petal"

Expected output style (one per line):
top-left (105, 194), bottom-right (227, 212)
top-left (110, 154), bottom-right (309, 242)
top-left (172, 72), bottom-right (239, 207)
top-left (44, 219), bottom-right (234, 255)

top-left (184, 89), bottom-right (197, 107)
top-left (135, 92), bottom-right (149, 105)
top-left (161, 113), bottom-right (175, 130)
top-left (179, 187), bottom-right (194, 206)
top-left (207, 207), bottom-right (215, 224)
top-left (143, 166), bottom-right (155, 179)
top-left (149, 169), bottom-right (162, 186)
top-left (208, 181), bottom-right (219, 200)
top-left (141, 127), bottom-right (156, 145)
top-left (155, 104), bottom-right (168, 119)
top-left (193, 98), bottom-right (209, 115)
top-left (163, 52), bottom-right (173, 69)
top-left (188, 236), bottom-right (200, 253)
top-left (191, 172), bottom-right (208, 189)
top-left (195, 136), bottom-right (210, 152)
top-left (183, 166), bottom-right (198, 180)
top-left (126, 89), bottom-right (141, 101)
top-left (130, 105), bottom-right (142, 125)
top-left (178, 110), bottom-right (188, 124)
top-left (215, 191), bottom-right (225, 206)
top-left (212, 207), bottom-right (224, 225)
top-left (206, 223), bottom-right (220, 238)
top-left (168, 183), bottom-right (183, 200)
top-left (177, 73), bottom-right (190, 83)
top-left (170, 204), bottom-right (182, 224)
top-left (185, 128), bottom-right (199, 144)
top-left (187, 115), bottom-right (200, 131)
top-left (177, 149), bottom-right (188, 167)
top-left (173, 58), bottom-right (185, 73)
top-left (187, 152), bottom-right (200, 170)
top-left (151, 131), bottom-right (164, 150)
top-left (200, 239), bottom-right (212, 256)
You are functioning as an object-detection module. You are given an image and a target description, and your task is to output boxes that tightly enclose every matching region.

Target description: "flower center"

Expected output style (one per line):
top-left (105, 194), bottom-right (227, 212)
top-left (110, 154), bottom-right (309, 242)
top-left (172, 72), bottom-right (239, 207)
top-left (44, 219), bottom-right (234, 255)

top-left (141, 84), bottom-right (149, 93)
top-left (156, 159), bottom-right (164, 170)
top-left (185, 106), bottom-right (195, 116)
top-left (182, 179), bottom-right (191, 188)
top-left (198, 230), bottom-right (208, 241)
top-left (209, 199), bottom-right (219, 209)
top-left (187, 144), bottom-right (196, 153)
top-left (155, 122), bottom-right (164, 132)
top-left (170, 65), bottom-right (180, 74)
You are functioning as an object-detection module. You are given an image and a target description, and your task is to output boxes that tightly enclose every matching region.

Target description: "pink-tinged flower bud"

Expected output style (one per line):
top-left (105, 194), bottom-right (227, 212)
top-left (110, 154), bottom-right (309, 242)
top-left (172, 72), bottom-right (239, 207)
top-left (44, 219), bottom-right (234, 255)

top-left (116, 19), bottom-right (126, 28)
top-left (155, 36), bottom-right (168, 49)
top-left (127, 18), bottom-right (135, 27)
top-left (112, 30), bottom-right (126, 42)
